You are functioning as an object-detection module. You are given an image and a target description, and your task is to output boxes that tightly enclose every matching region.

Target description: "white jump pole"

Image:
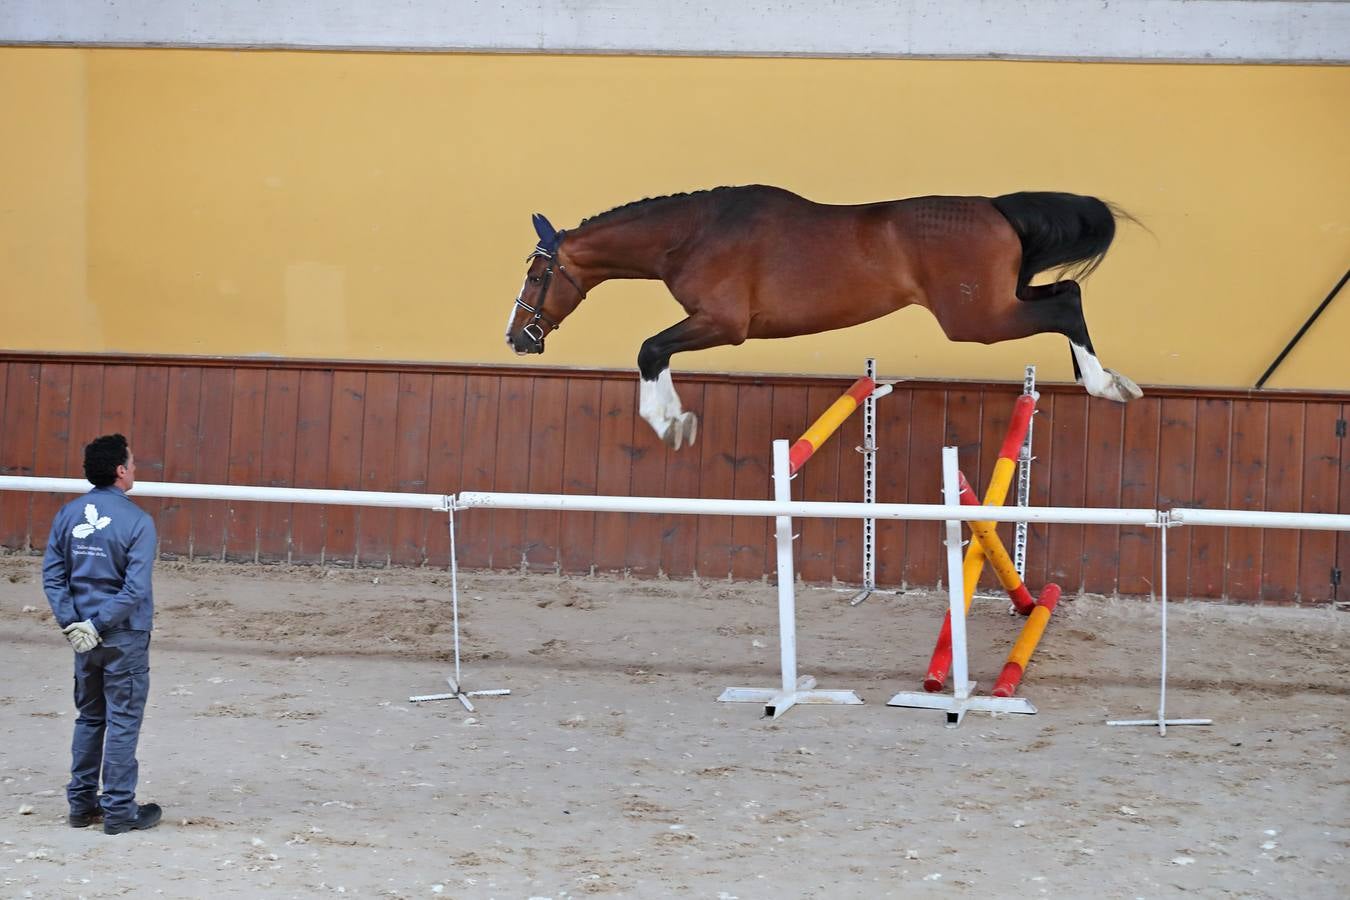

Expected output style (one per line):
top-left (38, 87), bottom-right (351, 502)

top-left (0, 475), bottom-right (510, 709)
top-left (886, 448), bottom-right (1039, 726)
top-left (1107, 513), bottom-right (1211, 734)
top-left (718, 440), bottom-right (863, 717)
top-left (0, 476), bottom-right (451, 511)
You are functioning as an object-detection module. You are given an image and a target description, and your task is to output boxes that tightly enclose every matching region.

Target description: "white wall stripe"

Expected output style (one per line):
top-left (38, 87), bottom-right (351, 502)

top-left (2, 0), bottom-right (1346, 63)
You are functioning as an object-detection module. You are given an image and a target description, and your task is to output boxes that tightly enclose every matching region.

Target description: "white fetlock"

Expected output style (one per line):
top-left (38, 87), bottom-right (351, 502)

top-left (1071, 343), bottom-right (1142, 403)
top-left (641, 369), bottom-right (693, 447)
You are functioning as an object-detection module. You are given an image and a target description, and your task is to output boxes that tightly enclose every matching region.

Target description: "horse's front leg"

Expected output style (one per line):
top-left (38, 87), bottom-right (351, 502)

top-left (637, 316), bottom-right (739, 449)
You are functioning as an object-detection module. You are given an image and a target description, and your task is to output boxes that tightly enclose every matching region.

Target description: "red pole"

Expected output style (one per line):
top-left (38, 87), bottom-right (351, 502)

top-left (992, 584), bottom-right (1062, 698)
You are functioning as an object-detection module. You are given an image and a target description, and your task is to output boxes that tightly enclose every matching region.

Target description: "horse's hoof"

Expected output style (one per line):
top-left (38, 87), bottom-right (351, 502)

top-left (680, 411), bottom-right (698, 448)
top-left (1106, 370), bottom-right (1143, 402)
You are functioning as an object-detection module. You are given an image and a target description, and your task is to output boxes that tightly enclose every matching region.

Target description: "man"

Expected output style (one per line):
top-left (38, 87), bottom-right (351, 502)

top-left (42, 433), bottom-right (162, 835)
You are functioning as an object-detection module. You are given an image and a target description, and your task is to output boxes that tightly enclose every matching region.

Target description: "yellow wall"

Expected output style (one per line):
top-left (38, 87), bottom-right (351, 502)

top-left (2, 48), bottom-right (1348, 390)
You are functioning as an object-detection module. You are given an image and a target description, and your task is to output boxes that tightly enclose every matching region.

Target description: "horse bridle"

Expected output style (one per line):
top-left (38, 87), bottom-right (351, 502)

top-left (514, 232), bottom-right (587, 345)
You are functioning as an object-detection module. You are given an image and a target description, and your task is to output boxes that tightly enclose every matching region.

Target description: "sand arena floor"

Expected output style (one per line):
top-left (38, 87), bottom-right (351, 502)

top-left (1, 554), bottom-right (1346, 899)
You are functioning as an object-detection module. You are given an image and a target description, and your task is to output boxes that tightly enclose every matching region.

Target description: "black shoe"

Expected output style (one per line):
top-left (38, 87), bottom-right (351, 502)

top-left (68, 809), bottom-right (103, 828)
top-left (103, 803), bottom-right (162, 835)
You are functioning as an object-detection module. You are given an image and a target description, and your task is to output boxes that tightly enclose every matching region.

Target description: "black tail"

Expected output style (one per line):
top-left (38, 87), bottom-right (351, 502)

top-left (992, 191), bottom-right (1124, 288)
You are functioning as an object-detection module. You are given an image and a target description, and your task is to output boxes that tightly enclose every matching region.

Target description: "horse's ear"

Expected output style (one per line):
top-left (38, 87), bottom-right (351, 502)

top-left (532, 213), bottom-right (558, 249)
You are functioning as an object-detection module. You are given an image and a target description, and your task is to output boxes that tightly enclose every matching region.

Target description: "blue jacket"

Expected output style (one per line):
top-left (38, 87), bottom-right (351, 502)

top-left (42, 486), bottom-right (156, 634)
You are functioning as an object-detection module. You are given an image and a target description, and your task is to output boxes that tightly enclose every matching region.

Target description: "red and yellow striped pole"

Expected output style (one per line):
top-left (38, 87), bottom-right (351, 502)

top-left (957, 471), bottom-right (1036, 615)
top-left (992, 584), bottom-right (1062, 697)
top-left (923, 392), bottom-right (1036, 693)
top-left (788, 377), bottom-right (882, 475)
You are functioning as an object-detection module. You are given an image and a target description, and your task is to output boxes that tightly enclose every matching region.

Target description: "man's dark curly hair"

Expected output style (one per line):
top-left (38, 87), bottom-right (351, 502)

top-left (84, 434), bottom-right (129, 487)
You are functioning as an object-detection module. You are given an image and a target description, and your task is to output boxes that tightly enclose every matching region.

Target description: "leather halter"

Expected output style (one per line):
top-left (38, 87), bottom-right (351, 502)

top-left (514, 232), bottom-right (587, 344)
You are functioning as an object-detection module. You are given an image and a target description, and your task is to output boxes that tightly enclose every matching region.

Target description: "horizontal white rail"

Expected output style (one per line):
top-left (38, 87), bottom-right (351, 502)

top-left (0, 476), bottom-right (450, 511)
top-left (2, 477), bottom-right (1346, 532)
top-left (454, 491), bottom-right (1159, 526)
top-left (1170, 507), bottom-right (1350, 532)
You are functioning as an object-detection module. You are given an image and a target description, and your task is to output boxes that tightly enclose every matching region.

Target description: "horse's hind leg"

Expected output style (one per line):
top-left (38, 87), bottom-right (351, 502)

top-left (1017, 281), bottom-right (1142, 402)
top-left (637, 316), bottom-right (739, 449)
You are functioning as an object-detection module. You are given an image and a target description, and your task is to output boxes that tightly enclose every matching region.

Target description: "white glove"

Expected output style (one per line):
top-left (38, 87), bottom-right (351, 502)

top-left (63, 621), bottom-right (101, 654)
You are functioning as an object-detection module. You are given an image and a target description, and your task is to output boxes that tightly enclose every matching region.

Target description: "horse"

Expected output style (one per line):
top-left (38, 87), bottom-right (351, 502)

top-left (505, 185), bottom-right (1141, 449)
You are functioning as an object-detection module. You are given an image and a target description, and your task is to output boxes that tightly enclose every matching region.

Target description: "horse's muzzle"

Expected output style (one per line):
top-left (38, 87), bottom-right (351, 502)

top-left (508, 331), bottom-right (544, 355)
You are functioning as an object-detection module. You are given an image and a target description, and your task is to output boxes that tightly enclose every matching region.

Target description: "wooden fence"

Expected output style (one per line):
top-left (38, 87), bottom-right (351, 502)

top-left (1, 353), bottom-right (1345, 604)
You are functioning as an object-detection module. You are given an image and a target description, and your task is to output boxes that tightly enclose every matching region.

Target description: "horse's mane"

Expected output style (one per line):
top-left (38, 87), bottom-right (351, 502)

top-left (577, 186), bottom-right (742, 228)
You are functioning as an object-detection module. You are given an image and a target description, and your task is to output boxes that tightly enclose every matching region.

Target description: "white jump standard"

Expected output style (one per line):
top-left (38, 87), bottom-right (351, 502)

top-left (717, 440), bottom-right (865, 717)
top-left (886, 448), bottom-right (1040, 726)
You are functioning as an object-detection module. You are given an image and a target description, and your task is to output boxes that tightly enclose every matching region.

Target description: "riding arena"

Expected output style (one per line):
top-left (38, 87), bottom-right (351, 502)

top-left (2, 3), bottom-right (1347, 898)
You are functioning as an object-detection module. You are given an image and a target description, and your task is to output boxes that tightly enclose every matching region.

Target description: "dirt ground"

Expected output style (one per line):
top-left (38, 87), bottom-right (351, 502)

top-left (0, 553), bottom-right (1346, 899)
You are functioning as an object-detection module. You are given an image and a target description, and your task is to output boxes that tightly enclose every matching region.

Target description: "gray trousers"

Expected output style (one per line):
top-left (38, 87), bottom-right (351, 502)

top-left (68, 630), bottom-right (151, 823)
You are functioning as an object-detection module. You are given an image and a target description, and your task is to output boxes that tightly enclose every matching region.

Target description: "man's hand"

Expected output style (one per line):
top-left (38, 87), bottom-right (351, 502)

top-left (62, 621), bottom-right (101, 654)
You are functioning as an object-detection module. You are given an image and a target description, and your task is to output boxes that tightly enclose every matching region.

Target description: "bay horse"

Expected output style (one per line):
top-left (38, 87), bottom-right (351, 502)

top-left (506, 186), bottom-right (1141, 449)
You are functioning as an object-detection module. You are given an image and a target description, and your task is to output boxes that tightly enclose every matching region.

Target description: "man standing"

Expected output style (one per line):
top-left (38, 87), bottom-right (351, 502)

top-left (43, 433), bottom-right (162, 835)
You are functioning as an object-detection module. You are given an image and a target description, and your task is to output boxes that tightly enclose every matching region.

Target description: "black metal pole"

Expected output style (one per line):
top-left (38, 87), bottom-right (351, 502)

top-left (1255, 269), bottom-right (1349, 390)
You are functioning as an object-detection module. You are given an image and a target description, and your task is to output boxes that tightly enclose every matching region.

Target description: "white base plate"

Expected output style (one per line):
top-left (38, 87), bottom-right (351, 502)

top-left (888, 681), bottom-right (1036, 727)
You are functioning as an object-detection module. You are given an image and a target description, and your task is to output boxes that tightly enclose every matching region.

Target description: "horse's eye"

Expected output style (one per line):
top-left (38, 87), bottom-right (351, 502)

top-left (529, 276), bottom-right (541, 284)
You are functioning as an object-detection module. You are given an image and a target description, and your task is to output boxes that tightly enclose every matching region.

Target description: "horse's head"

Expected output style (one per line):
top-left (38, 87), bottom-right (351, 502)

top-left (505, 213), bottom-right (588, 355)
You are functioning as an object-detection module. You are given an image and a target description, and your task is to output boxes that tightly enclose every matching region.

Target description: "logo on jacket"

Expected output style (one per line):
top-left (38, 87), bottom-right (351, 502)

top-left (72, 503), bottom-right (112, 539)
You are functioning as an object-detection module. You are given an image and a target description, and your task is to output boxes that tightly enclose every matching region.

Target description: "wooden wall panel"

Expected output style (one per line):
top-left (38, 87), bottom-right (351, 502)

top-left (1295, 403), bottom-right (1340, 603)
top-left (694, 383), bottom-right (738, 579)
top-left (558, 379), bottom-right (601, 575)
top-left (1082, 401), bottom-right (1124, 595)
top-left (625, 399), bottom-right (669, 578)
top-left (488, 374), bottom-right (535, 569)
top-left (29, 364), bottom-right (73, 549)
top-left (1225, 400), bottom-right (1268, 601)
top-left (1045, 393), bottom-right (1087, 593)
top-left (730, 383), bottom-right (773, 582)
top-left (0, 363), bottom-right (41, 548)
top-left (389, 373), bottom-right (433, 567)
top-left (158, 366), bottom-right (202, 558)
top-left (1188, 398), bottom-right (1232, 598)
top-left (1260, 403), bottom-right (1305, 603)
top-left (1, 352), bottom-right (1345, 605)
top-left (290, 369), bottom-right (334, 564)
top-left (660, 381), bottom-right (705, 578)
top-left (1157, 397), bottom-right (1197, 600)
top-left (323, 371), bottom-right (366, 564)
top-left (130, 366), bottom-right (170, 530)
top-left (1117, 398), bottom-right (1160, 597)
top-left (355, 372), bottom-right (400, 566)
top-left (192, 368), bottom-right (235, 560)
top-left (903, 389), bottom-right (946, 589)
top-left (258, 370), bottom-right (301, 564)
top-left (592, 378), bottom-right (636, 573)
top-left (873, 387), bottom-right (912, 589)
top-left (423, 372), bottom-right (466, 568)
top-left (456, 374), bottom-right (501, 568)
top-left (523, 377), bottom-right (567, 572)
top-left (98, 366), bottom-right (136, 436)
top-left (224, 369), bottom-right (267, 562)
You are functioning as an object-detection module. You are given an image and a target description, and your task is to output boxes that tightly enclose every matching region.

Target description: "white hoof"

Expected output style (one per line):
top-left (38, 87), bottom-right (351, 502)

top-left (678, 411), bottom-right (698, 448)
top-left (660, 412), bottom-right (699, 450)
top-left (1101, 369), bottom-right (1143, 402)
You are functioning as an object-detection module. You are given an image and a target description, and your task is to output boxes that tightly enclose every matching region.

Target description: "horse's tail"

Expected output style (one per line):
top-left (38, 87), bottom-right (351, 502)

top-left (991, 191), bottom-right (1131, 286)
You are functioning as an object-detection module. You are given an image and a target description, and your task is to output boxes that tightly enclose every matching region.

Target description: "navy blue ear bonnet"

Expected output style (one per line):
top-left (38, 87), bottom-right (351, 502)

top-left (532, 213), bottom-right (561, 254)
